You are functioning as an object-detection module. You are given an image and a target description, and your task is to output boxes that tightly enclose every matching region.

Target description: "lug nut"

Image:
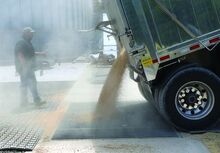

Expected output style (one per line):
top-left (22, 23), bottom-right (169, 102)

top-left (191, 88), bottom-right (196, 92)
top-left (189, 106), bottom-right (193, 109)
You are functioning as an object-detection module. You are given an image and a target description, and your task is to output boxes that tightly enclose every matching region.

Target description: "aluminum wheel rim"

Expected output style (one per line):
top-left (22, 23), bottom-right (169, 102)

top-left (175, 81), bottom-right (215, 120)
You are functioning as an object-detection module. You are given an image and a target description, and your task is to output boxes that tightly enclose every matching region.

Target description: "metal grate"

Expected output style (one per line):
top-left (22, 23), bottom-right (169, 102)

top-left (0, 117), bottom-right (42, 152)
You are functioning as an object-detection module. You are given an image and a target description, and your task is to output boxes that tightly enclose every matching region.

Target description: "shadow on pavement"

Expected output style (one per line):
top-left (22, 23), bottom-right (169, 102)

top-left (52, 101), bottom-right (179, 139)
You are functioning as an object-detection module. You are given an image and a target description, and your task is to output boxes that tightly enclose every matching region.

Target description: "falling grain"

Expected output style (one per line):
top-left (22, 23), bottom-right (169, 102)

top-left (95, 47), bottom-right (128, 117)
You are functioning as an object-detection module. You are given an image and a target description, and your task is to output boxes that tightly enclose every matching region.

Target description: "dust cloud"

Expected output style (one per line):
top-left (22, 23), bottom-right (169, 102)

top-left (0, 0), bottom-right (100, 113)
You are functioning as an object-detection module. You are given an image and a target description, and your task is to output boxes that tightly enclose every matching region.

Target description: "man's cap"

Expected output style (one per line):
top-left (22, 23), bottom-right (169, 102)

top-left (23, 27), bottom-right (35, 33)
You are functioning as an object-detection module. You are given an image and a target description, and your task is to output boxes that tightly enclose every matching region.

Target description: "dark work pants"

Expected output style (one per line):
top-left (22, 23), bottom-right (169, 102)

top-left (19, 70), bottom-right (40, 104)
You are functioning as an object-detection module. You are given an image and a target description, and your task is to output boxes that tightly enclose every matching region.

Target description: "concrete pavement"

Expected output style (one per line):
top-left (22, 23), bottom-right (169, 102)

top-left (32, 138), bottom-right (209, 153)
top-left (0, 64), bottom-right (211, 153)
top-left (33, 64), bottom-right (210, 153)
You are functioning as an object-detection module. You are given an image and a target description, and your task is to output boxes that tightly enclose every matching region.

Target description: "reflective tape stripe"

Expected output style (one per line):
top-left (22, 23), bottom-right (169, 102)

top-left (160, 55), bottom-right (170, 61)
top-left (209, 37), bottom-right (220, 44)
top-left (190, 44), bottom-right (200, 50)
top-left (153, 59), bottom-right (158, 63)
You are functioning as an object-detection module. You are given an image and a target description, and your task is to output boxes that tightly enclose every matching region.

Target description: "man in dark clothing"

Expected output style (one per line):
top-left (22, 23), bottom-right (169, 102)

top-left (15, 27), bottom-right (45, 106)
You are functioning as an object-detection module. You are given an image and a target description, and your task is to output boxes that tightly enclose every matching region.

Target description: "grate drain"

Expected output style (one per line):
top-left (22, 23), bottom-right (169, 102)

top-left (0, 121), bottom-right (42, 151)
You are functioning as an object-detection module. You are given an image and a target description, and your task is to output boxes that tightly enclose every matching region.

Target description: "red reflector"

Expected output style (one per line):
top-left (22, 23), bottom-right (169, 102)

top-left (160, 55), bottom-right (170, 61)
top-left (153, 59), bottom-right (158, 63)
top-left (190, 44), bottom-right (200, 50)
top-left (209, 37), bottom-right (220, 44)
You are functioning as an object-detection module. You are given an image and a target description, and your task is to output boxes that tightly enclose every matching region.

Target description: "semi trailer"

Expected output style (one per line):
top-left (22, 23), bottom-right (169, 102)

top-left (101, 0), bottom-right (220, 131)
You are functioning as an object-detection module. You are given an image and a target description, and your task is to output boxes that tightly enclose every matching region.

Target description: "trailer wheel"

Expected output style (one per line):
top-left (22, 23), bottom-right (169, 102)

top-left (159, 67), bottom-right (220, 131)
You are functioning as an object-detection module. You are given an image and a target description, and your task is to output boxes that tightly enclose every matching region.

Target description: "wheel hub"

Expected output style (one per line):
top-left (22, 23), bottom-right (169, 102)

top-left (175, 81), bottom-right (215, 120)
top-left (178, 86), bottom-right (203, 110)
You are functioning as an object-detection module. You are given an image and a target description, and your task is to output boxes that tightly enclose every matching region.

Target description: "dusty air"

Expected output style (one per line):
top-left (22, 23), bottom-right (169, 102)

top-left (0, 0), bottom-right (219, 153)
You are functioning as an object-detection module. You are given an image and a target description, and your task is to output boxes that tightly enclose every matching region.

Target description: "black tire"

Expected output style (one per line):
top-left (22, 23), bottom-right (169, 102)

top-left (159, 67), bottom-right (220, 131)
